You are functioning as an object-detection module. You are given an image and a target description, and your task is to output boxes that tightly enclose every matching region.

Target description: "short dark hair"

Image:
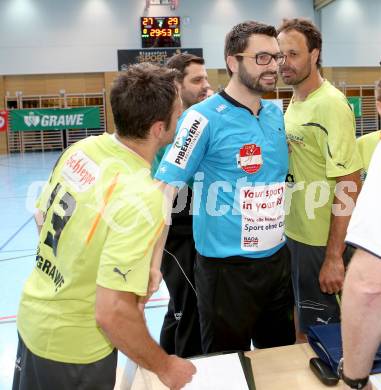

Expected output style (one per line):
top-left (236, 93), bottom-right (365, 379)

top-left (375, 80), bottom-right (381, 102)
top-left (224, 21), bottom-right (277, 77)
top-left (166, 53), bottom-right (205, 82)
top-left (110, 63), bottom-right (179, 139)
top-left (277, 18), bottom-right (322, 68)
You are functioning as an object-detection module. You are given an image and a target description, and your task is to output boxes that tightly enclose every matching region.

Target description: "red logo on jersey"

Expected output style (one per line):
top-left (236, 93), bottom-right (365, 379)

top-left (238, 144), bottom-right (263, 174)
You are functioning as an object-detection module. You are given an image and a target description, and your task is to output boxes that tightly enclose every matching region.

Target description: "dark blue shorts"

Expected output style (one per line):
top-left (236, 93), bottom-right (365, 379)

top-left (12, 333), bottom-right (117, 390)
top-left (287, 237), bottom-right (353, 332)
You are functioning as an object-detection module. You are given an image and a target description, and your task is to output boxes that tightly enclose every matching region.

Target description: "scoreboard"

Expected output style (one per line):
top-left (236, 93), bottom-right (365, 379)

top-left (141, 16), bottom-right (181, 48)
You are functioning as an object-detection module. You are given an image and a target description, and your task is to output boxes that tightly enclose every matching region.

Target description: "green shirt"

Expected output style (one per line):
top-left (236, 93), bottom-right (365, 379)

top-left (17, 133), bottom-right (165, 363)
top-left (285, 80), bottom-right (362, 246)
top-left (357, 130), bottom-right (381, 181)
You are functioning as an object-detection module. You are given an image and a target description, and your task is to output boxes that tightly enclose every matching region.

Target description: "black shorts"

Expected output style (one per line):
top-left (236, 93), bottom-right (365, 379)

top-left (12, 333), bottom-right (117, 390)
top-left (195, 245), bottom-right (295, 353)
top-left (159, 230), bottom-right (202, 358)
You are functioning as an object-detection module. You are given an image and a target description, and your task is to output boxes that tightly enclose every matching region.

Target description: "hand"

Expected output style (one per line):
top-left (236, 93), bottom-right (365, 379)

top-left (137, 268), bottom-right (163, 309)
top-left (158, 355), bottom-right (196, 390)
top-left (147, 267), bottom-right (162, 296)
top-left (319, 256), bottom-right (345, 294)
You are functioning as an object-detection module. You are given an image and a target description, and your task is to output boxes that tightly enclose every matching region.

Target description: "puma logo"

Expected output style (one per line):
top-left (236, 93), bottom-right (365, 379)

top-left (316, 317), bottom-right (331, 325)
top-left (113, 267), bottom-right (131, 282)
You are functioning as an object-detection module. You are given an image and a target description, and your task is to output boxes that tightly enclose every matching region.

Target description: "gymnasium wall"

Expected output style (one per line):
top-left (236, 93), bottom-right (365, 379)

top-left (0, 0), bottom-right (314, 75)
top-left (0, 0), bottom-right (380, 153)
top-left (321, 0), bottom-right (381, 67)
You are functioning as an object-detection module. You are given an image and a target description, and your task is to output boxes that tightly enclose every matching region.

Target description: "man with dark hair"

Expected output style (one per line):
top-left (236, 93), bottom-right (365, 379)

top-left (153, 53), bottom-right (209, 358)
top-left (13, 63), bottom-right (196, 390)
top-left (277, 18), bottom-right (362, 341)
top-left (155, 21), bottom-right (295, 354)
top-left (166, 53), bottom-right (209, 108)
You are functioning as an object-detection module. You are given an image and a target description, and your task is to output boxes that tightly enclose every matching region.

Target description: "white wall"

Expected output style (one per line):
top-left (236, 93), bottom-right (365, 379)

top-left (0, 0), bottom-right (315, 75)
top-left (321, 0), bottom-right (381, 67)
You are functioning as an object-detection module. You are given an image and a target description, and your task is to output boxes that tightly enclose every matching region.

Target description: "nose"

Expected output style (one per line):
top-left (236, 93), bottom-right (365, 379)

top-left (203, 78), bottom-right (210, 89)
top-left (281, 54), bottom-right (289, 66)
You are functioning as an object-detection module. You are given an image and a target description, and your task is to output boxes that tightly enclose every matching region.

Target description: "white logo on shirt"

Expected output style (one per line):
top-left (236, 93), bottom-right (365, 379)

top-left (216, 104), bottom-right (227, 112)
top-left (61, 150), bottom-right (100, 192)
top-left (165, 110), bottom-right (208, 169)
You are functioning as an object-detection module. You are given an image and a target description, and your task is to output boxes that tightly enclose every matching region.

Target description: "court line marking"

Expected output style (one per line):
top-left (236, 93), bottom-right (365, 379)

top-left (0, 216), bottom-right (34, 251)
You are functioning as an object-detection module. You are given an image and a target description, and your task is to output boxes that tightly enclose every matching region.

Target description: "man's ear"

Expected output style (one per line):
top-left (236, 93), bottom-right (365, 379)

top-left (311, 48), bottom-right (320, 68)
top-left (151, 120), bottom-right (166, 140)
top-left (227, 55), bottom-right (239, 75)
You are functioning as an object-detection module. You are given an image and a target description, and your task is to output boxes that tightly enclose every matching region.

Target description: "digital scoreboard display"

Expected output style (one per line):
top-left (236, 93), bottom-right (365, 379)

top-left (141, 17), bottom-right (181, 48)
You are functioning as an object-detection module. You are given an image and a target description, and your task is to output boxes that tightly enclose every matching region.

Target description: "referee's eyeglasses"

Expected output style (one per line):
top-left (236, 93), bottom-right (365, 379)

top-left (235, 52), bottom-right (286, 66)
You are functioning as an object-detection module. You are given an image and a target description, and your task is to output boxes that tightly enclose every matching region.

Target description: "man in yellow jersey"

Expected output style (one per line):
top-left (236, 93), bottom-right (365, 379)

top-left (12, 63), bottom-right (196, 390)
top-left (357, 79), bottom-right (381, 181)
top-left (277, 19), bottom-right (362, 342)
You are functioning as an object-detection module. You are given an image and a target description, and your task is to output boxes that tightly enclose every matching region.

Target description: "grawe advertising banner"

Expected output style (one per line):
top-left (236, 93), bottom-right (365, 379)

top-left (347, 96), bottom-right (362, 118)
top-left (118, 48), bottom-right (203, 70)
top-left (0, 110), bottom-right (8, 132)
top-left (10, 107), bottom-right (101, 132)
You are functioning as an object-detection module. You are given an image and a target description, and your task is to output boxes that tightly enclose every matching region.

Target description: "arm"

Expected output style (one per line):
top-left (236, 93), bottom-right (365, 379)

top-left (137, 223), bottom-right (170, 311)
top-left (319, 170), bottom-right (361, 294)
top-left (96, 286), bottom-right (195, 389)
top-left (34, 209), bottom-right (44, 235)
top-left (341, 249), bottom-right (381, 389)
top-left (139, 181), bottom-right (178, 307)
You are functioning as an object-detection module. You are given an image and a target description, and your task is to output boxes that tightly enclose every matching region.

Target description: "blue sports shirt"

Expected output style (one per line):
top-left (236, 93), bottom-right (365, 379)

top-left (155, 91), bottom-right (288, 259)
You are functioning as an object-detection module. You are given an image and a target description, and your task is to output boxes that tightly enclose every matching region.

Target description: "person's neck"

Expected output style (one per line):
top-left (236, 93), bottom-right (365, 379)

top-left (224, 79), bottom-right (262, 116)
top-left (293, 70), bottom-right (324, 102)
top-left (114, 133), bottom-right (155, 165)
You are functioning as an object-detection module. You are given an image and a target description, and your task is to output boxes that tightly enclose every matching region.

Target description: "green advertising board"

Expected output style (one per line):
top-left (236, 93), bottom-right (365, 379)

top-left (10, 107), bottom-right (101, 132)
top-left (347, 97), bottom-right (362, 118)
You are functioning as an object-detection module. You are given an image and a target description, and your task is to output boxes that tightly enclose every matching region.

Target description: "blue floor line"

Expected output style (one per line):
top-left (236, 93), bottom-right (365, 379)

top-left (0, 216), bottom-right (34, 251)
top-left (0, 248), bottom-right (36, 253)
top-left (0, 254), bottom-right (35, 262)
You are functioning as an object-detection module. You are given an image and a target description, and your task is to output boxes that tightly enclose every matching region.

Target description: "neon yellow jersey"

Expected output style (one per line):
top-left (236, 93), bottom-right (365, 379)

top-left (17, 133), bottom-right (165, 364)
top-left (357, 130), bottom-right (381, 181)
top-left (285, 80), bottom-right (362, 246)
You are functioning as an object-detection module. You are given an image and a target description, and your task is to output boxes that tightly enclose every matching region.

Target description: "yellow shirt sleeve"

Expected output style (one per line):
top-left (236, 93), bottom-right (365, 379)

top-left (96, 185), bottom-right (165, 296)
top-left (316, 98), bottom-right (362, 178)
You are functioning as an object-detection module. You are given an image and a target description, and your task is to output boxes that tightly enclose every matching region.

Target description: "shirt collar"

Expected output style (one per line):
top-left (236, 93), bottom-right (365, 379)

top-left (219, 90), bottom-right (263, 116)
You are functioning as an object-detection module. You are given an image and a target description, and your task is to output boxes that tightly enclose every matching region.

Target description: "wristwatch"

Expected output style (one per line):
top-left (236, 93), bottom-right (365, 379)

top-left (337, 358), bottom-right (369, 389)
